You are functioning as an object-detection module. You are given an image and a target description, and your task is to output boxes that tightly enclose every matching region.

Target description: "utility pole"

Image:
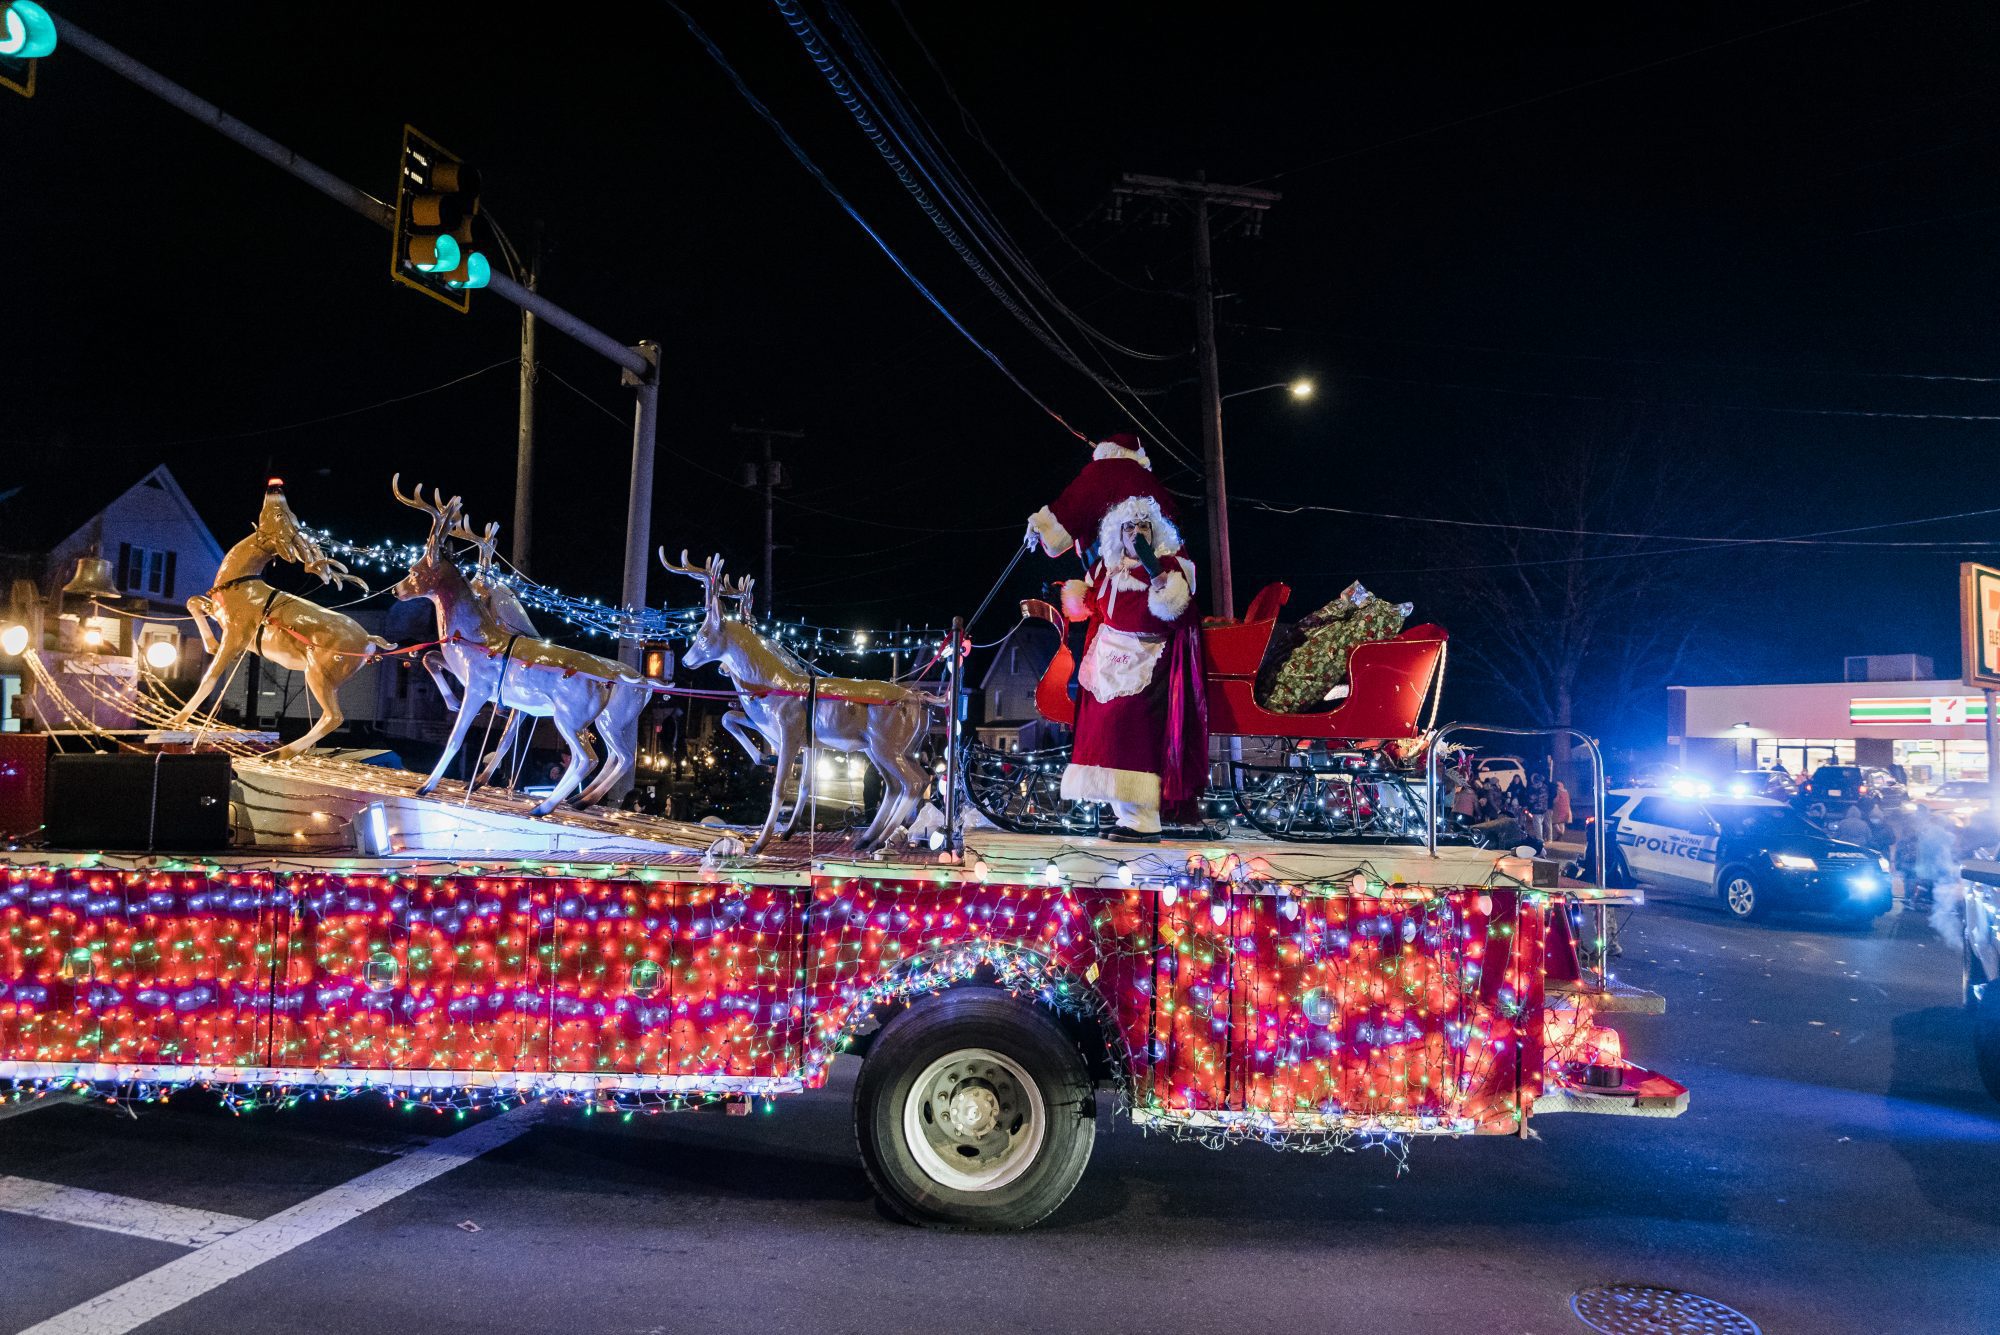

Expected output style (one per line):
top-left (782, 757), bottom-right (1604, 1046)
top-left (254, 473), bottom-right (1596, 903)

top-left (731, 424), bottom-right (803, 621)
top-left (511, 228), bottom-right (541, 573)
top-left (1112, 171), bottom-right (1279, 619)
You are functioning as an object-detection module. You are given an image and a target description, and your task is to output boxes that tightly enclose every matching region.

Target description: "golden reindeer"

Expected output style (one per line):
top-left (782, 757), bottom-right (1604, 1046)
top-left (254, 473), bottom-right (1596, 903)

top-left (392, 478), bottom-right (646, 815)
top-left (662, 549), bottom-right (941, 853)
top-left (167, 480), bottom-right (391, 758)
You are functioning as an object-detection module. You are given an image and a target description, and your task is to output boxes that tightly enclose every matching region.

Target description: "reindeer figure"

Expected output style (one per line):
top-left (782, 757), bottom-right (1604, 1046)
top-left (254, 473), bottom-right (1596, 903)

top-left (391, 478), bottom-right (645, 815)
top-left (167, 480), bottom-right (392, 758)
top-left (416, 506), bottom-right (600, 789)
top-left (663, 550), bottom-right (941, 853)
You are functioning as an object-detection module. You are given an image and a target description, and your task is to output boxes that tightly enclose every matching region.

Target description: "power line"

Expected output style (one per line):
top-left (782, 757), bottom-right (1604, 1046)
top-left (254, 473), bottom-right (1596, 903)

top-left (662, 0), bottom-right (1087, 443)
top-left (1332, 368), bottom-right (2000, 421)
top-left (110, 358), bottom-right (520, 451)
top-left (541, 367), bottom-right (1020, 535)
top-left (1232, 320), bottom-right (2000, 384)
top-left (1235, 496), bottom-right (2000, 548)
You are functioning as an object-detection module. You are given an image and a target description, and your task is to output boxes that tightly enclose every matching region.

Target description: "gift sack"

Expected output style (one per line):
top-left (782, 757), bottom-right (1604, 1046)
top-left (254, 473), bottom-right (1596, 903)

top-left (1255, 582), bottom-right (1412, 714)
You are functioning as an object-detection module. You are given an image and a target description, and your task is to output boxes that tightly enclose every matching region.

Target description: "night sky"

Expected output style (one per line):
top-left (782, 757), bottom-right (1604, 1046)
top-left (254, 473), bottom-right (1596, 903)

top-left (9, 1), bottom-right (2000, 748)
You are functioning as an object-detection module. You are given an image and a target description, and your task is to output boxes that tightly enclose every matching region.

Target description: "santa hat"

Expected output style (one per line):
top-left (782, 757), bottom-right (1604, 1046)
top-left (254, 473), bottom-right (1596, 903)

top-left (1028, 431), bottom-right (1183, 561)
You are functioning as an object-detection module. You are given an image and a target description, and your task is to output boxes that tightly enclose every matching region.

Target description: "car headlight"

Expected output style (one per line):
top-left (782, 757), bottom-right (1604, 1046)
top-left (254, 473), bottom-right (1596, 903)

top-left (1772, 854), bottom-right (1818, 871)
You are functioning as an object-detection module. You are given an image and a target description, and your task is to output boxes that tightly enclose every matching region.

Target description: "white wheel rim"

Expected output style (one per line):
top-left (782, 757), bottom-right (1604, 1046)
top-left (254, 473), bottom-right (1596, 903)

top-left (903, 1047), bottom-right (1046, 1193)
top-left (1725, 877), bottom-right (1756, 915)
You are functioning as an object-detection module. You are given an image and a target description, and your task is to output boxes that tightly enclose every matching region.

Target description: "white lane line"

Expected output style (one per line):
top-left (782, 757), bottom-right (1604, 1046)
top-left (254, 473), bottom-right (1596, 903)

top-left (0, 1177), bottom-right (255, 1248)
top-left (14, 1105), bottom-right (540, 1335)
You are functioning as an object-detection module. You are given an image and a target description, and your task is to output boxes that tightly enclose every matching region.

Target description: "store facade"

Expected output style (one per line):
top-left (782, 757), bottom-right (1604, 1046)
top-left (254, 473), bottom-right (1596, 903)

top-left (1670, 660), bottom-right (1991, 787)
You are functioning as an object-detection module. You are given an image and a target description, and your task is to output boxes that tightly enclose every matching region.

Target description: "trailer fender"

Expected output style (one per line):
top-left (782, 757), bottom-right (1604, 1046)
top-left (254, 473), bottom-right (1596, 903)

top-left (806, 943), bottom-right (1132, 1093)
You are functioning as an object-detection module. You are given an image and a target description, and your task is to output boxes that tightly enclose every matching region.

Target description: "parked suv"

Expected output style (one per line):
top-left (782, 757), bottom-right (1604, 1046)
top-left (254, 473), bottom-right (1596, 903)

top-left (1800, 764), bottom-right (1872, 813)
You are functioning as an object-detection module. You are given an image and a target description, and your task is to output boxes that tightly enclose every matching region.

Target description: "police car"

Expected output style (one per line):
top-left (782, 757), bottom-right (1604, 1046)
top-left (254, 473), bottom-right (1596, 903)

top-left (1607, 788), bottom-right (1892, 922)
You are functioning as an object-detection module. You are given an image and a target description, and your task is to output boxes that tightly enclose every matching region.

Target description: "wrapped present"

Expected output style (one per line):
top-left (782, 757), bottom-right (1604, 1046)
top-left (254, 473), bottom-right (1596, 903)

top-left (1255, 583), bottom-right (1412, 714)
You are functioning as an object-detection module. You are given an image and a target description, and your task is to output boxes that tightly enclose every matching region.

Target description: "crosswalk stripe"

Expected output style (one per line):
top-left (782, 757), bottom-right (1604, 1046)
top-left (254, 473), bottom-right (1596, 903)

top-left (0, 1177), bottom-right (255, 1248)
top-left (13, 1104), bottom-right (540, 1335)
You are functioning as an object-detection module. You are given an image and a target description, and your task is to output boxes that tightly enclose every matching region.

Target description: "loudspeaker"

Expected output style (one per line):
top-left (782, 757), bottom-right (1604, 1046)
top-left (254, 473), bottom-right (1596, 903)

top-left (44, 753), bottom-right (233, 851)
top-left (0, 734), bottom-right (50, 840)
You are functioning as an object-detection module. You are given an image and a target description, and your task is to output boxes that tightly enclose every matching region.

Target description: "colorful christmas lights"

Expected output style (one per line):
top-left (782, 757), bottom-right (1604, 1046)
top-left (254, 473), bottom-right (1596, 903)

top-left (0, 860), bottom-right (1598, 1155)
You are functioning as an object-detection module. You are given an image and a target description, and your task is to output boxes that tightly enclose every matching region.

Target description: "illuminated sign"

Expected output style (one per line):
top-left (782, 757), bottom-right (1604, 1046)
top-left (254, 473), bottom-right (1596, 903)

top-left (1962, 563), bottom-right (2000, 690)
top-left (1849, 697), bottom-right (1989, 727)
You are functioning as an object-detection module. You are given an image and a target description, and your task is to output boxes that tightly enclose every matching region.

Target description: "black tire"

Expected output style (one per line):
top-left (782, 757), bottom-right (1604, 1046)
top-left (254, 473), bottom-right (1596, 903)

top-left (1718, 866), bottom-right (1766, 921)
top-left (854, 987), bottom-right (1096, 1230)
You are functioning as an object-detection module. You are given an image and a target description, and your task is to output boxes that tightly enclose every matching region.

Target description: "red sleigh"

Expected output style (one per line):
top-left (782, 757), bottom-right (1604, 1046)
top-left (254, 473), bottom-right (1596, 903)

top-left (1030, 582), bottom-right (1448, 743)
top-left (963, 583), bottom-right (1449, 841)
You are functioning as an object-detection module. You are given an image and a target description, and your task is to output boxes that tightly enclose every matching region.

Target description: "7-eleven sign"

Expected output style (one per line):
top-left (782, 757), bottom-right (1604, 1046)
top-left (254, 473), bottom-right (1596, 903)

top-left (1963, 564), bottom-right (2000, 689)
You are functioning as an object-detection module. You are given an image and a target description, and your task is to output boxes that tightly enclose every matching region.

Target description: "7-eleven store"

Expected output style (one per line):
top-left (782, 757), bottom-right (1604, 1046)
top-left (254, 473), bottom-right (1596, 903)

top-left (1670, 674), bottom-right (1992, 788)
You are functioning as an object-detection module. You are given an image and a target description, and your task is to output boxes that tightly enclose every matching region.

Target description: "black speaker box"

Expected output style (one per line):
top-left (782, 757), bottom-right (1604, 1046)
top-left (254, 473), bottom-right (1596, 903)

top-left (44, 753), bottom-right (233, 851)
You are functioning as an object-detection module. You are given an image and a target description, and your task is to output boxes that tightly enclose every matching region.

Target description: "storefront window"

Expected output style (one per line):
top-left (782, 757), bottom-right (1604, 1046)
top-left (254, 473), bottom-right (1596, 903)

top-left (1752, 738), bottom-right (1855, 775)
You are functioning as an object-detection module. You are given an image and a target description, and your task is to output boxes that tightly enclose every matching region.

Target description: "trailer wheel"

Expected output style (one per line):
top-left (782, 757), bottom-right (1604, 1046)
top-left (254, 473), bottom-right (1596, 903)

top-left (1718, 866), bottom-right (1765, 921)
top-left (854, 987), bottom-right (1095, 1230)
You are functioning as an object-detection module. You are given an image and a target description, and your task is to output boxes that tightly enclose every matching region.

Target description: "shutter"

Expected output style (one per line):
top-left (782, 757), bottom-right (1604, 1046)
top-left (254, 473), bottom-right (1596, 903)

top-left (117, 542), bottom-right (133, 591)
top-left (162, 550), bottom-right (177, 600)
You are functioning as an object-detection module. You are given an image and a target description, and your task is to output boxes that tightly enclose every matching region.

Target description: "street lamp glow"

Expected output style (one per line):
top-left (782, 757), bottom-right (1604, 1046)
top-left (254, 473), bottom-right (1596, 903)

top-left (0, 624), bottom-right (27, 656)
top-left (1288, 378), bottom-right (1315, 400)
top-left (144, 639), bottom-right (179, 671)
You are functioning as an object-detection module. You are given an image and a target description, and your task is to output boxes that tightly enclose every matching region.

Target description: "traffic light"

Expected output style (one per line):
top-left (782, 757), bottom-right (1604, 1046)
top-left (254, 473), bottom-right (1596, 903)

top-left (390, 125), bottom-right (491, 313)
top-left (0, 2), bottom-right (57, 99)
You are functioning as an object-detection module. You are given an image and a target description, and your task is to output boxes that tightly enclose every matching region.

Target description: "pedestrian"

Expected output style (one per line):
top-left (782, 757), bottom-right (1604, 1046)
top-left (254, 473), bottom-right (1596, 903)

top-left (1835, 804), bottom-right (1871, 847)
top-left (1551, 779), bottom-right (1573, 836)
top-left (1526, 774), bottom-right (1552, 843)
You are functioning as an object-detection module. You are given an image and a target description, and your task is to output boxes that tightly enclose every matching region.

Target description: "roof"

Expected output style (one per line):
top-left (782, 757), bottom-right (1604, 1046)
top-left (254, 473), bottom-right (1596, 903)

top-left (0, 464), bottom-right (224, 565)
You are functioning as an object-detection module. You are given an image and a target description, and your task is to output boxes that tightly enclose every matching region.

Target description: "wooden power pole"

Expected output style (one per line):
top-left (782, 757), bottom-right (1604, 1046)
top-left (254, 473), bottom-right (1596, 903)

top-left (1113, 172), bottom-right (1279, 619)
top-left (730, 424), bottom-right (804, 620)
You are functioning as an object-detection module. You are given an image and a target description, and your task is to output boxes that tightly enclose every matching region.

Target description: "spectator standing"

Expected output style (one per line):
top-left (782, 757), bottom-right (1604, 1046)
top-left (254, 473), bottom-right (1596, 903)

top-left (1551, 779), bottom-right (1573, 837)
top-left (1526, 775), bottom-right (1552, 843)
top-left (1835, 804), bottom-right (1872, 848)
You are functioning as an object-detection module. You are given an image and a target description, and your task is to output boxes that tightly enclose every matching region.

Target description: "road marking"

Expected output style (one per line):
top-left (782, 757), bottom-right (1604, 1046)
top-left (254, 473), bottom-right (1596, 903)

top-left (14, 1105), bottom-right (540, 1335)
top-left (0, 1177), bottom-right (255, 1248)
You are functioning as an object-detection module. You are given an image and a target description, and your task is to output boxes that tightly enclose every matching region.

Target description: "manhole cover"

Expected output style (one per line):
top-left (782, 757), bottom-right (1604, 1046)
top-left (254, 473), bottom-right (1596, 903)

top-left (1571, 1286), bottom-right (1760, 1335)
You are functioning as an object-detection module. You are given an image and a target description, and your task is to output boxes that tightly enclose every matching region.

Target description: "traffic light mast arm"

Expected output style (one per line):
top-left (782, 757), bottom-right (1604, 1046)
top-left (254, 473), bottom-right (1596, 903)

top-left (47, 10), bottom-right (651, 382)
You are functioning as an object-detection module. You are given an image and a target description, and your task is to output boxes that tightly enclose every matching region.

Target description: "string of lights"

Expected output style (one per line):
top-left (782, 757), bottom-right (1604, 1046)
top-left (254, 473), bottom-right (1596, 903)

top-left (305, 528), bottom-right (959, 655)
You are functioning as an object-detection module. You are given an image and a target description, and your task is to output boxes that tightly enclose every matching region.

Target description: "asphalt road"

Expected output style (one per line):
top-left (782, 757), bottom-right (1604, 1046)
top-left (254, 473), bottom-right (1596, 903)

top-left (1, 893), bottom-right (1995, 1335)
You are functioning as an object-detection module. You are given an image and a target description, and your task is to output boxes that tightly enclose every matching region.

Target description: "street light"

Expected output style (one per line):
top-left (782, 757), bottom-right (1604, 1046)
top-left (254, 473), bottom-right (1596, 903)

top-left (1221, 377), bottom-right (1317, 402)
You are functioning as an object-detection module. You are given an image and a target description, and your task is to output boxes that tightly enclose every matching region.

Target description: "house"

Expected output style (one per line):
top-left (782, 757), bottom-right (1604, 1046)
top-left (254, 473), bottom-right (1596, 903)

top-left (0, 466), bottom-right (451, 747)
top-left (975, 620), bottom-right (1067, 752)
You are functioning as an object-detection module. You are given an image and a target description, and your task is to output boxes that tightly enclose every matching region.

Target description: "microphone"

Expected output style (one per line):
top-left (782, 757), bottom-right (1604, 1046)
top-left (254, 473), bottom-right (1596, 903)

top-left (1131, 531), bottom-right (1160, 579)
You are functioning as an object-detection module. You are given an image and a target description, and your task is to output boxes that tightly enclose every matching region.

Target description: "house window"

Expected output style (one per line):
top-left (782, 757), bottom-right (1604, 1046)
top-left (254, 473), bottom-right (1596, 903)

top-left (116, 544), bottom-right (176, 598)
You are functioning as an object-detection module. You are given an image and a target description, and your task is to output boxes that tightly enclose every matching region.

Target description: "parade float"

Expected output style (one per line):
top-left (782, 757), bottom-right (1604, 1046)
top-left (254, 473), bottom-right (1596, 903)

top-left (0, 458), bottom-right (1686, 1230)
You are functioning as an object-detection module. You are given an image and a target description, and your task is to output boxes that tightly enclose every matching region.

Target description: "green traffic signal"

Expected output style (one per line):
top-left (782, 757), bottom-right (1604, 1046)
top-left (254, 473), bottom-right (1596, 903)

top-left (0, 2), bottom-right (56, 59)
top-left (414, 233), bottom-right (462, 274)
top-left (447, 252), bottom-right (491, 290)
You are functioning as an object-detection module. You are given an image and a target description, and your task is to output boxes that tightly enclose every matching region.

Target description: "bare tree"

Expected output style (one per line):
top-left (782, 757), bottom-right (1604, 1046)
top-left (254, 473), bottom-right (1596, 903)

top-left (1440, 416), bottom-right (1735, 763)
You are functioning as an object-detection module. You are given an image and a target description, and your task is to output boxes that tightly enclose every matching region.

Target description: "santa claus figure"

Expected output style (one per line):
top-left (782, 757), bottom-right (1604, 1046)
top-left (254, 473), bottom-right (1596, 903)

top-left (1026, 432), bottom-right (1209, 842)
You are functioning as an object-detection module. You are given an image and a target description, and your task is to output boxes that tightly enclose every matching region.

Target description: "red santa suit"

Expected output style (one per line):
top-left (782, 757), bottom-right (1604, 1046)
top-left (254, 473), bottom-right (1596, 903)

top-left (1027, 434), bottom-right (1208, 835)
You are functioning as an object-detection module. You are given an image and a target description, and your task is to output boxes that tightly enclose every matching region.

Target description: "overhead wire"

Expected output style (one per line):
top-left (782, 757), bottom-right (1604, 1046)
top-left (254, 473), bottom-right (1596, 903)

top-left (771, 0), bottom-right (1175, 398)
top-left (662, 0), bottom-right (1087, 443)
top-left (780, 0), bottom-right (1207, 475)
top-left (885, 0), bottom-right (1174, 298)
top-left (110, 358), bottom-right (521, 451)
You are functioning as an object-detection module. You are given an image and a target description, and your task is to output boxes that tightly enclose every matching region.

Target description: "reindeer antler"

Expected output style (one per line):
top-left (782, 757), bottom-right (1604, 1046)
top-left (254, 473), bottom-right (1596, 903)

top-left (448, 509), bottom-right (503, 575)
top-left (390, 474), bottom-right (463, 559)
top-left (659, 548), bottom-right (714, 584)
top-left (722, 573), bottom-right (755, 615)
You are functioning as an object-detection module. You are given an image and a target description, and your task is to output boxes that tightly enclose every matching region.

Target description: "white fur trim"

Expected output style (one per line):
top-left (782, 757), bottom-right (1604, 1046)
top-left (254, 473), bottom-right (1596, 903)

top-left (1028, 505), bottom-right (1073, 557)
top-left (1093, 440), bottom-right (1152, 469)
top-left (1147, 568), bottom-right (1191, 621)
top-left (1096, 495), bottom-right (1182, 564)
top-left (1061, 762), bottom-right (1161, 806)
top-left (1060, 578), bottom-right (1091, 620)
